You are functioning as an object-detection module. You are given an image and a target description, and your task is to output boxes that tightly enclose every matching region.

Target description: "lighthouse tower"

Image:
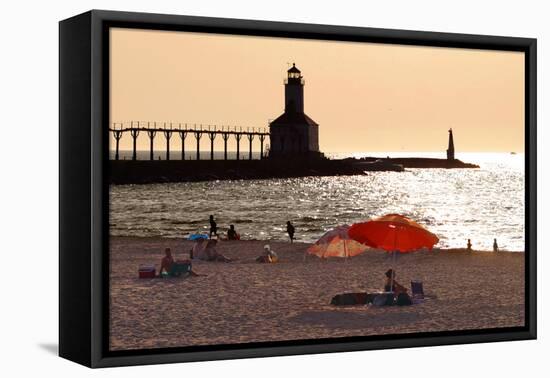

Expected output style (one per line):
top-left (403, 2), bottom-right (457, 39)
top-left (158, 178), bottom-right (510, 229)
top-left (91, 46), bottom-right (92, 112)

top-left (269, 63), bottom-right (320, 158)
top-left (285, 63), bottom-right (304, 112)
top-left (447, 128), bottom-right (455, 161)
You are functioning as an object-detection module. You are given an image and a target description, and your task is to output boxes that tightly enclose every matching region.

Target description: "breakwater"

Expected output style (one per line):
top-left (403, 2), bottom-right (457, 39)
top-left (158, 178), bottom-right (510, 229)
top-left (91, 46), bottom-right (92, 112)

top-left (109, 156), bottom-right (478, 184)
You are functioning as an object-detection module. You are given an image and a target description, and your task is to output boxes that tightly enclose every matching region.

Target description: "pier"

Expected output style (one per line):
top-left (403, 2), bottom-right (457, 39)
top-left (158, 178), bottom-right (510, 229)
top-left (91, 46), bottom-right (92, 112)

top-left (110, 122), bottom-right (270, 161)
top-left (109, 118), bottom-right (479, 185)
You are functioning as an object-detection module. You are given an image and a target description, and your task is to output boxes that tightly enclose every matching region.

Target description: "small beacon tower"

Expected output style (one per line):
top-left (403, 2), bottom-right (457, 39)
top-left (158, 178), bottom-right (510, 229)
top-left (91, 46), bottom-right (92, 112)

top-left (269, 63), bottom-right (320, 158)
top-left (447, 128), bottom-right (455, 161)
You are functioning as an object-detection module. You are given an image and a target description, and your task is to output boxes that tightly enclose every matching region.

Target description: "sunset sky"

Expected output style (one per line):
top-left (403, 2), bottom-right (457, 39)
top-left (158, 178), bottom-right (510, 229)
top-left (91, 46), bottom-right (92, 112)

top-left (110, 28), bottom-right (525, 153)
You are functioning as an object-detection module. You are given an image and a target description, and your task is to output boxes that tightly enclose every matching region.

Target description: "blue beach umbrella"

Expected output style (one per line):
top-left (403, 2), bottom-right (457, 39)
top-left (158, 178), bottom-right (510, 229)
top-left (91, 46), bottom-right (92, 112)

top-left (188, 233), bottom-right (209, 241)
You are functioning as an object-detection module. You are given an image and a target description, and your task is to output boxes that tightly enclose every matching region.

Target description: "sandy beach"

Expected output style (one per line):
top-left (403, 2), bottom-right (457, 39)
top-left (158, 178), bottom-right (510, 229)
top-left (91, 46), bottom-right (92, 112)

top-left (109, 237), bottom-right (525, 351)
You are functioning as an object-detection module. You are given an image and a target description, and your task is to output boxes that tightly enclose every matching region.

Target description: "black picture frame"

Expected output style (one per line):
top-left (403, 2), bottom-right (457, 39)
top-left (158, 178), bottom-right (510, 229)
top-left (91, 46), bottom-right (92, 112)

top-left (59, 9), bottom-right (537, 368)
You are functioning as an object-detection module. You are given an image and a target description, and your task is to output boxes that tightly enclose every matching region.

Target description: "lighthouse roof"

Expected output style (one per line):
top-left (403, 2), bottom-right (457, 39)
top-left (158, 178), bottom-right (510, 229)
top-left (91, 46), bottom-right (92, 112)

top-left (287, 63), bottom-right (301, 74)
top-left (270, 111), bottom-right (318, 127)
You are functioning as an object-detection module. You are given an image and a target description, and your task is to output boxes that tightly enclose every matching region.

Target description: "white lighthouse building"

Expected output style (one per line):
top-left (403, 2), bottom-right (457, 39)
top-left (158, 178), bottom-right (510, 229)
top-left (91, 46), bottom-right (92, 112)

top-left (268, 64), bottom-right (320, 158)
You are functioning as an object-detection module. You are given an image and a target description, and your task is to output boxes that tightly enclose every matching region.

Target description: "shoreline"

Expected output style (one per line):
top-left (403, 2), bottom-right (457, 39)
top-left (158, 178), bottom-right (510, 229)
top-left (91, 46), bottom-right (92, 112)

top-left (109, 237), bottom-right (524, 351)
top-left (109, 235), bottom-right (523, 253)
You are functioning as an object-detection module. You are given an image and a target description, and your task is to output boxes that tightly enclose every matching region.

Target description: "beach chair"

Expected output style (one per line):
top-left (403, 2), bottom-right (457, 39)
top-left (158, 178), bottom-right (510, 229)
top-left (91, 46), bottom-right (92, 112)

top-left (162, 262), bottom-right (192, 278)
top-left (411, 280), bottom-right (424, 303)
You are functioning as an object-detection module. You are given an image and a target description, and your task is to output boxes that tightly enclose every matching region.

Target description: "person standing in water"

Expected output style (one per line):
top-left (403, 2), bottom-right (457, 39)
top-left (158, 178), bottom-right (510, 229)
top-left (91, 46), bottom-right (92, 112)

top-left (493, 238), bottom-right (499, 252)
top-left (209, 215), bottom-right (218, 238)
top-left (286, 221), bottom-right (295, 243)
top-left (467, 239), bottom-right (472, 252)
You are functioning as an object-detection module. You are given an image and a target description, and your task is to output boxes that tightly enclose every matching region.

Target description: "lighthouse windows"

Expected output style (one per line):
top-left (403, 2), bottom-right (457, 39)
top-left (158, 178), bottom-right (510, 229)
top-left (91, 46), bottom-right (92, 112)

top-left (288, 72), bottom-right (301, 79)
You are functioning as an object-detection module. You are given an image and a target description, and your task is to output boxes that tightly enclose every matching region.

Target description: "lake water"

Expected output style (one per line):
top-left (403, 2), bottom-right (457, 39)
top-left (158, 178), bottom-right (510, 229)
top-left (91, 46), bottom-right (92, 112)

top-left (109, 152), bottom-right (525, 251)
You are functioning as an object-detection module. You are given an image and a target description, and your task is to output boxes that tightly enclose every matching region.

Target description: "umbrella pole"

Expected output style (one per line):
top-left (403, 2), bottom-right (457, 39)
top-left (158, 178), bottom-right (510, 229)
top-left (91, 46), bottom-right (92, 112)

top-left (344, 239), bottom-right (348, 262)
top-left (391, 228), bottom-right (398, 292)
top-left (391, 250), bottom-right (396, 292)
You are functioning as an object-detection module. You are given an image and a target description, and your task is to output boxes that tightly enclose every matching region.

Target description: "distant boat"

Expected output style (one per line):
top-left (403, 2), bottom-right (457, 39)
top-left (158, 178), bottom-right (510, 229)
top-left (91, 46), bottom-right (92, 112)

top-left (510, 151), bottom-right (517, 155)
top-left (354, 159), bottom-right (404, 172)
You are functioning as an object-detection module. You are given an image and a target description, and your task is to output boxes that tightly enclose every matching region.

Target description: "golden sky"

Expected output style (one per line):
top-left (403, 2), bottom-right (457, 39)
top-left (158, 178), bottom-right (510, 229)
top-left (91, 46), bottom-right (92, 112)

top-left (110, 28), bottom-right (524, 153)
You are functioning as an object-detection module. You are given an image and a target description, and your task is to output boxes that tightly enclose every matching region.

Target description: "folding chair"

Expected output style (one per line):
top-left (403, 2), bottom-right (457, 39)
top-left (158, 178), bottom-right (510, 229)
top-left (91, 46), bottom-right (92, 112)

top-left (411, 280), bottom-right (425, 303)
top-left (163, 262), bottom-right (192, 278)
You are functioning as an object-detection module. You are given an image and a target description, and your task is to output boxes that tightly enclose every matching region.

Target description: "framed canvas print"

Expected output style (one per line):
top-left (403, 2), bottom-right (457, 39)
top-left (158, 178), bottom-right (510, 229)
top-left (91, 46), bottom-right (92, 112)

top-left (59, 10), bottom-right (537, 368)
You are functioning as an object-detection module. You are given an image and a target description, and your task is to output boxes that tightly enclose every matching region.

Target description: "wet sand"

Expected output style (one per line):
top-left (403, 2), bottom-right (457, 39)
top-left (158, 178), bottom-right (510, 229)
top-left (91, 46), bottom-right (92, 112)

top-left (109, 237), bottom-right (525, 351)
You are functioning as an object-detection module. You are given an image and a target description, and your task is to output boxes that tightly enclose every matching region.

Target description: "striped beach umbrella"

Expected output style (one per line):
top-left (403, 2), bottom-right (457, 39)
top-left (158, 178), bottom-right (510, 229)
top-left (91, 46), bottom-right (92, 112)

top-left (307, 225), bottom-right (369, 259)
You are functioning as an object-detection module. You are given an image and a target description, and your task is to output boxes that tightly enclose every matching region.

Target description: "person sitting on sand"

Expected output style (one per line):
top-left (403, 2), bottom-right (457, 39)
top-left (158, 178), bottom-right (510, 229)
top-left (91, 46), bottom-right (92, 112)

top-left (286, 221), bottom-right (295, 243)
top-left (190, 238), bottom-right (205, 260)
top-left (383, 269), bottom-right (412, 305)
top-left (208, 240), bottom-right (233, 262)
top-left (159, 248), bottom-right (203, 278)
top-left (227, 225), bottom-right (239, 240)
top-left (493, 238), bottom-right (499, 252)
top-left (194, 239), bottom-right (232, 262)
top-left (384, 269), bottom-right (407, 294)
top-left (159, 248), bottom-right (174, 276)
top-left (256, 244), bottom-right (278, 263)
top-left (467, 239), bottom-right (472, 252)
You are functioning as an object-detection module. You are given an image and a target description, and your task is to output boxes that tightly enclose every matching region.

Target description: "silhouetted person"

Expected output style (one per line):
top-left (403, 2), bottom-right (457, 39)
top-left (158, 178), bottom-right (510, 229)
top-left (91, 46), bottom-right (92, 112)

top-left (467, 239), bottom-right (472, 252)
top-left (384, 269), bottom-right (407, 294)
top-left (209, 215), bottom-right (218, 238)
top-left (493, 238), bottom-right (499, 252)
top-left (286, 221), bottom-right (295, 243)
top-left (227, 224), bottom-right (238, 240)
top-left (383, 269), bottom-right (412, 305)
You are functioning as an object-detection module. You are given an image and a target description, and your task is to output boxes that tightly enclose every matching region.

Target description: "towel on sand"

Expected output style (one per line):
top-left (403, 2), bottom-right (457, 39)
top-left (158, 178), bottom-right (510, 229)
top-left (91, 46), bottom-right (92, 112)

top-left (330, 292), bottom-right (377, 306)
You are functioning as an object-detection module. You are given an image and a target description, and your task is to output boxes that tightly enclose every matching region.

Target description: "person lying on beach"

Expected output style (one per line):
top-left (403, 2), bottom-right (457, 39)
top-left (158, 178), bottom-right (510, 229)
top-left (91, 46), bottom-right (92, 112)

top-left (286, 221), bottom-right (295, 243)
top-left (227, 225), bottom-right (239, 240)
top-left (159, 248), bottom-right (174, 276)
top-left (256, 244), bottom-right (278, 263)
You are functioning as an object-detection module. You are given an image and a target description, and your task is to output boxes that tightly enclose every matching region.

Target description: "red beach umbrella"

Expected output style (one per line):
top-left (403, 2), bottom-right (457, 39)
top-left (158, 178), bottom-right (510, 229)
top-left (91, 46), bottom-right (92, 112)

top-left (348, 214), bottom-right (439, 253)
top-left (348, 214), bottom-right (439, 293)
